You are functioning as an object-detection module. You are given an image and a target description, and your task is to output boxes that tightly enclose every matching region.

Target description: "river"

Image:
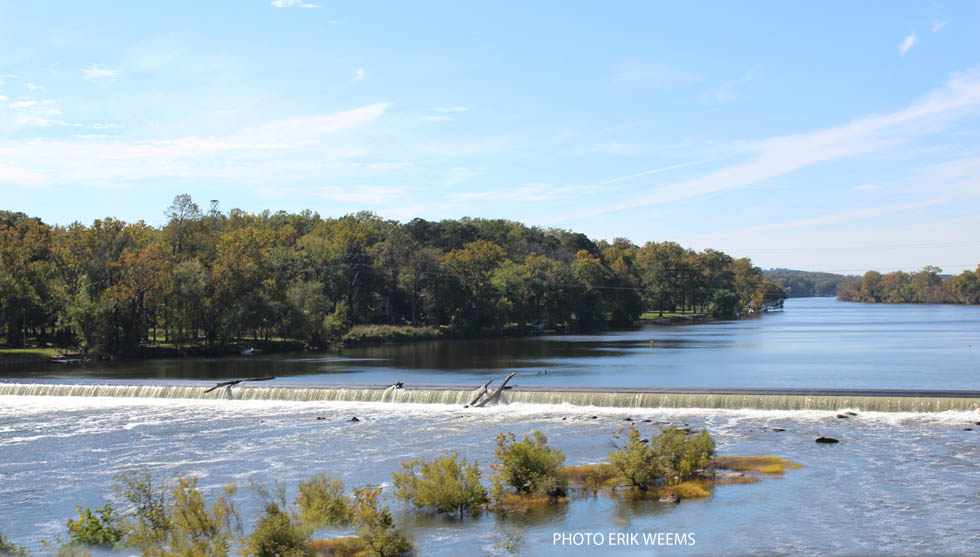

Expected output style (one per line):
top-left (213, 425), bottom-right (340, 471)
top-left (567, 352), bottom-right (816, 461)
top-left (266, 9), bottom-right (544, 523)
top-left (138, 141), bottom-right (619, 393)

top-left (1, 298), bottom-right (978, 555)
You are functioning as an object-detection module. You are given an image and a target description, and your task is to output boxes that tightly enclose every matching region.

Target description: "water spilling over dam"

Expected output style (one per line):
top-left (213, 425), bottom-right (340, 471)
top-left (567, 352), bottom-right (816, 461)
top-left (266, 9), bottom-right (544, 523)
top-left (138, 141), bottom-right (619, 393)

top-left (2, 382), bottom-right (978, 412)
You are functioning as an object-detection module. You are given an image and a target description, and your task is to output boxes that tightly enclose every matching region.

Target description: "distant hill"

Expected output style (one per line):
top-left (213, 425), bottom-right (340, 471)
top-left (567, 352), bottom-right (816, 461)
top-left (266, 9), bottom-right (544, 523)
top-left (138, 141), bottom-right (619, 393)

top-left (762, 268), bottom-right (858, 298)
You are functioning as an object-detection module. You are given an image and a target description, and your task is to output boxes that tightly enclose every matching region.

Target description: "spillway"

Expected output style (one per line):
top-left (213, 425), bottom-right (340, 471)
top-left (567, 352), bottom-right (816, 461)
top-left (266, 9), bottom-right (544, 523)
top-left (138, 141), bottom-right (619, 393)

top-left (2, 382), bottom-right (979, 412)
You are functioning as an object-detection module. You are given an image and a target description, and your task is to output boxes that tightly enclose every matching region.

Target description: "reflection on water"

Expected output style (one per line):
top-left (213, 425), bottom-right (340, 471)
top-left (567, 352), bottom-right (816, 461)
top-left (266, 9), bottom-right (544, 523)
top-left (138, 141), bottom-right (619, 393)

top-left (7, 297), bottom-right (980, 390)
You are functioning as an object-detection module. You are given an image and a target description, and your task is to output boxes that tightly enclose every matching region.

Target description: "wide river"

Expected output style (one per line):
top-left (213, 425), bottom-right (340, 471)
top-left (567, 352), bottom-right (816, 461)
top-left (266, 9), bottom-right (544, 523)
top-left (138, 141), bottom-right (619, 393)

top-left (1, 298), bottom-right (979, 555)
top-left (11, 297), bottom-right (980, 390)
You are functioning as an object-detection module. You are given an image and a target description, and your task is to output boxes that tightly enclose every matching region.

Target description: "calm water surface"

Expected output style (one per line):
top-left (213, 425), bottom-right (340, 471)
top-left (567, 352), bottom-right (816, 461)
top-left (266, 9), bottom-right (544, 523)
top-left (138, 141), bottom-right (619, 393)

top-left (11, 297), bottom-right (980, 390)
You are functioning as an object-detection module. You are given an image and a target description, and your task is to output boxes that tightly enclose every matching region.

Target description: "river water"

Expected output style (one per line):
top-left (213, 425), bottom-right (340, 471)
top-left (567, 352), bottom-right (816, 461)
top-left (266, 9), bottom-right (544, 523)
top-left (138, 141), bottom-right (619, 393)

top-left (1, 298), bottom-right (979, 555)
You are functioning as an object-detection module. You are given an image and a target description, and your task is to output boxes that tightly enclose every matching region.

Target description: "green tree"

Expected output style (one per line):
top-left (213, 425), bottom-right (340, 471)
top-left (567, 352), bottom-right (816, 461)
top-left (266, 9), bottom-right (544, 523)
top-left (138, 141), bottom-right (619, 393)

top-left (392, 453), bottom-right (488, 516)
top-left (294, 473), bottom-right (350, 527)
top-left (66, 504), bottom-right (124, 547)
top-left (491, 431), bottom-right (567, 499)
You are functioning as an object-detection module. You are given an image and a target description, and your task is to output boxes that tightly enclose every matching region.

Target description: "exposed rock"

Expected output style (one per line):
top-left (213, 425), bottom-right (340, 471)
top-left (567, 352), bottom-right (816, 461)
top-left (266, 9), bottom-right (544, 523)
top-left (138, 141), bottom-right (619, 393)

top-left (641, 419), bottom-right (652, 423)
top-left (591, 416), bottom-right (598, 420)
top-left (964, 427), bottom-right (974, 431)
top-left (659, 493), bottom-right (680, 504)
top-left (815, 436), bottom-right (839, 444)
top-left (316, 416), bottom-right (326, 421)
top-left (350, 416), bottom-right (360, 422)
top-left (845, 411), bottom-right (858, 416)
top-left (624, 417), bottom-right (634, 421)
top-left (771, 427), bottom-right (786, 432)
top-left (835, 414), bottom-right (849, 419)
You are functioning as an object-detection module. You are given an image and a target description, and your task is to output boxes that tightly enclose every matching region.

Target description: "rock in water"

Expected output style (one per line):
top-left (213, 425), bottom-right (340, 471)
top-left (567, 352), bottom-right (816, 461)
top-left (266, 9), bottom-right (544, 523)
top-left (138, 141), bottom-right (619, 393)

top-left (771, 427), bottom-right (786, 432)
top-left (815, 436), bottom-right (839, 444)
top-left (350, 416), bottom-right (360, 422)
top-left (845, 411), bottom-right (858, 416)
top-left (835, 414), bottom-right (849, 419)
top-left (659, 493), bottom-right (680, 504)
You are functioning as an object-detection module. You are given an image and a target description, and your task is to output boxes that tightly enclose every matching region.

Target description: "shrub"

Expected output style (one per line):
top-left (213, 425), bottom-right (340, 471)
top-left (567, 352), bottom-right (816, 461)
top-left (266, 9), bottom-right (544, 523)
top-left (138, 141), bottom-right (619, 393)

top-left (309, 537), bottom-right (365, 557)
top-left (609, 425), bottom-right (715, 492)
top-left (66, 504), bottom-right (124, 547)
top-left (295, 474), bottom-right (350, 528)
top-left (349, 488), bottom-right (412, 557)
top-left (114, 470), bottom-right (171, 548)
top-left (248, 503), bottom-right (313, 557)
top-left (0, 532), bottom-right (29, 557)
top-left (392, 453), bottom-right (487, 516)
top-left (491, 430), bottom-right (567, 499)
top-left (561, 463), bottom-right (619, 495)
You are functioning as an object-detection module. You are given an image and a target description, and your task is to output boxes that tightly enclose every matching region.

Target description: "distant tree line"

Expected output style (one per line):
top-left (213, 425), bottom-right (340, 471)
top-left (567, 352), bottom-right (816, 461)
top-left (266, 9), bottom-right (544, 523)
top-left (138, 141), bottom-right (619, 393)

top-left (763, 269), bottom-right (857, 298)
top-left (0, 195), bottom-right (785, 357)
top-left (837, 266), bottom-right (980, 304)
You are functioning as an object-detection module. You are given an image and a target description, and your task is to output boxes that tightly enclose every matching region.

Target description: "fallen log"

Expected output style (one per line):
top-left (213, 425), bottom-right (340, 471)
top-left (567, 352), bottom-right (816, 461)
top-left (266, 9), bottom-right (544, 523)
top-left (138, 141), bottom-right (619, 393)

top-left (203, 376), bottom-right (275, 394)
top-left (466, 379), bottom-right (495, 407)
top-left (472, 372), bottom-right (516, 407)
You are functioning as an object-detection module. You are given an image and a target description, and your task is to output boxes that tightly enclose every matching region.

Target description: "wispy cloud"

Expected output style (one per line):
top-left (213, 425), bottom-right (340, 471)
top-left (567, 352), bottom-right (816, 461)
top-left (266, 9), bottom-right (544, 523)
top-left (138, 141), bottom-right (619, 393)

top-left (932, 19), bottom-right (951, 33)
top-left (726, 198), bottom-right (947, 234)
top-left (431, 106), bottom-right (471, 113)
top-left (82, 65), bottom-right (119, 84)
top-left (854, 184), bottom-right (883, 191)
top-left (705, 66), bottom-right (761, 102)
top-left (0, 103), bottom-right (391, 186)
top-left (551, 67), bottom-right (980, 222)
top-left (899, 34), bottom-right (917, 56)
top-left (353, 68), bottom-right (365, 82)
top-left (614, 62), bottom-right (696, 88)
top-left (315, 185), bottom-right (406, 204)
top-left (271, 0), bottom-right (318, 7)
top-left (456, 183), bottom-right (600, 202)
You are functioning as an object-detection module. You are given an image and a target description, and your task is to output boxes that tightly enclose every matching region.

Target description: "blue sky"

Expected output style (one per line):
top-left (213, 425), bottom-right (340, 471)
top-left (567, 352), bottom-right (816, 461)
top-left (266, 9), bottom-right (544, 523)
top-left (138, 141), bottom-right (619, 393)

top-left (1, 1), bottom-right (979, 273)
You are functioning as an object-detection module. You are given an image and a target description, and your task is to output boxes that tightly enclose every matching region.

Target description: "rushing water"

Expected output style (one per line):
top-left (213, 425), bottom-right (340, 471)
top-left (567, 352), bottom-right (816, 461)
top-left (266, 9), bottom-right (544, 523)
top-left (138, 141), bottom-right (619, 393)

top-left (0, 397), bottom-right (978, 555)
top-left (2, 298), bottom-right (980, 555)
top-left (8, 298), bottom-right (980, 390)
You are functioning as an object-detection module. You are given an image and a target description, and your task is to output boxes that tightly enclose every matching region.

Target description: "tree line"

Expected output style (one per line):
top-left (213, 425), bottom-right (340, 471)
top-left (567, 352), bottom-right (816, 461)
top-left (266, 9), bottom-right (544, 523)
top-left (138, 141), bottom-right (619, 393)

top-left (763, 269), bottom-right (857, 298)
top-left (837, 266), bottom-right (980, 304)
top-left (0, 195), bottom-right (785, 358)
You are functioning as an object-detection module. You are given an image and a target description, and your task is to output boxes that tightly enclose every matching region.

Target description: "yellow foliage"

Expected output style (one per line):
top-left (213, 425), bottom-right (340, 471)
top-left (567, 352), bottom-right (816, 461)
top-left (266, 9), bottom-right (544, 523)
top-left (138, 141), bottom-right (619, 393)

top-left (492, 492), bottom-right (566, 513)
top-left (709, 456), bottom-right (803, 474)
top-left (561, 463), bottom-right (619, 493)
top-left (309, 537), bottom-right (364, 557)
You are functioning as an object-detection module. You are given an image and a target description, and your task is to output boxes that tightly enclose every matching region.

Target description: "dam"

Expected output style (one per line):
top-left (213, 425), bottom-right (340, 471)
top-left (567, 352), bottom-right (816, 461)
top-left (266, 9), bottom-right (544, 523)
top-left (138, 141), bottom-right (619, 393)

top-left (2, 381), bottom-right (978, 412)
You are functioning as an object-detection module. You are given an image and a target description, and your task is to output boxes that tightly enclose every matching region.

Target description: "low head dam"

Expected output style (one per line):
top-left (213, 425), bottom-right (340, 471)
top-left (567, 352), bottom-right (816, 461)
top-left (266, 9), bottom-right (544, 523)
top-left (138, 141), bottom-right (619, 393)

top-left (2, 382), bottom-right (978, 412)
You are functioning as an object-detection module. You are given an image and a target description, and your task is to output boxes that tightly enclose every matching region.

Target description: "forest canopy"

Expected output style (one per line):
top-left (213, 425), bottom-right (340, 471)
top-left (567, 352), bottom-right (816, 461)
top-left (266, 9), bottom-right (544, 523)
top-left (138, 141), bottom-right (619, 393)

top-left (837, 266), bottom-right (980, 305)
top-left (0, 197), bottom-right (785, 357)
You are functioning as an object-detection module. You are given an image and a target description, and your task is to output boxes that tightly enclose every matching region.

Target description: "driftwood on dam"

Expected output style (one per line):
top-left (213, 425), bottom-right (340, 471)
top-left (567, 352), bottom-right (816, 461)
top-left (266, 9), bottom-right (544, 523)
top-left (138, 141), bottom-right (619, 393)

top-left (470, 372), bottom-right (517, 407)
top-left (203, 376), bottom-right (276, 394)
top-left (466, 378), bottom-right (495, 407)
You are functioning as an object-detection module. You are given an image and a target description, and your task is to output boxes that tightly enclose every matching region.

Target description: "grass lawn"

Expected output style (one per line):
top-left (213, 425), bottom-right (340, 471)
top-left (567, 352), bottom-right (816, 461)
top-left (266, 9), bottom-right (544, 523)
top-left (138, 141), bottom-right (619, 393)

top-left (0, 346), bottom-right (63, 359)
top-left (639, 311), bottom-right (709, 320)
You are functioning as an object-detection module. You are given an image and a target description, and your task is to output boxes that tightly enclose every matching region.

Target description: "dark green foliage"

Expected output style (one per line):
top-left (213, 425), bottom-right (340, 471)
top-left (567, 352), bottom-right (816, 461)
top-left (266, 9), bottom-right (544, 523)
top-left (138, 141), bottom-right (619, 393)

top-left (392, 453), bottom-right (488, 516)
top-left (609, 425), bottom-right (716, 492)
top-left (491, 431), bottom-right (567, 499)
top-left (66, 504), bottom-right (124, 547)
top-left (247, 503), bottom-right (313, 557)
top-left (838, 266), bottom-right (980, 304)
top-left (0, 532), bottom-right (29, 556)
top-left (1, 195), bottom-right (803, 358)
top-left (763, 269), bottom-right (856, 298)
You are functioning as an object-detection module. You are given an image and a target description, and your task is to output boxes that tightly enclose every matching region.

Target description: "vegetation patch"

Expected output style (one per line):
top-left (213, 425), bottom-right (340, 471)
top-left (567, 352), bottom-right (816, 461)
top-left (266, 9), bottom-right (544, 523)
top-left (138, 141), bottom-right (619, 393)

top-left (709, 456), bottom-right (803, 475)
top-left (309, 537), bottom-right (366, 557)
top-left (343, 324), bottom-right (443, 346)
top-left (561, 463), bottom-right (619, 494)
top-left (392, 453), bottom-right (487, 516)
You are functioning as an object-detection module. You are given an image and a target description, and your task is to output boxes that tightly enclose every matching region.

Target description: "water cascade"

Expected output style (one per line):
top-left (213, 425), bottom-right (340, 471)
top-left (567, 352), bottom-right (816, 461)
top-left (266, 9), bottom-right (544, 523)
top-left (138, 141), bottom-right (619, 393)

top-left (2, 382), bottom-right (978, 412)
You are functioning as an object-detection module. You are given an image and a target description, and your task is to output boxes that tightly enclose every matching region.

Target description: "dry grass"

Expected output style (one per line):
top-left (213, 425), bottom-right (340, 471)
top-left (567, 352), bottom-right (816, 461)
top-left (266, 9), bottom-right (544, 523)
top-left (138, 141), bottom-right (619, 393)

top-left (709, 456), bottom-right (803, 474)
top-left (562, 463), bottom-right (619, 493)
top-left (309, 537), bottom-right (365, 557)
top-left (492, 492), bottom-right (566, 513)
top-left (652, 480), bottom-right (712, 499)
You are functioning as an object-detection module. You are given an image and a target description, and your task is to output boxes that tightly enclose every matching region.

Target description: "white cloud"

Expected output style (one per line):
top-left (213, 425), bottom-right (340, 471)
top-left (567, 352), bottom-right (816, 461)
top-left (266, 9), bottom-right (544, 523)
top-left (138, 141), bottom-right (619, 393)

top-left (552, 67), bottom-right (980, 222)
top-left (82, 65), bottom-right (119, 84)
top-left (706, 66), bottom-right (761, 102)
top-left (25, 82), bottom-right (39, 91)
top-left (315, 185), bottom-right (406, 204)
top-left (353, 68), bottom-right (365, 82)
top-left (730, 198), bottom-right (946, 234)
top-left (899, 34), bottom-right (917, 56)
top-left (614, 62), bottom-right (696, 88)
top-left (932, 19), bottom-right (950, 33)
top-left (271, 0), bottom-right (318, 7)
top-left (0, 103), bottom-right (391, 186)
